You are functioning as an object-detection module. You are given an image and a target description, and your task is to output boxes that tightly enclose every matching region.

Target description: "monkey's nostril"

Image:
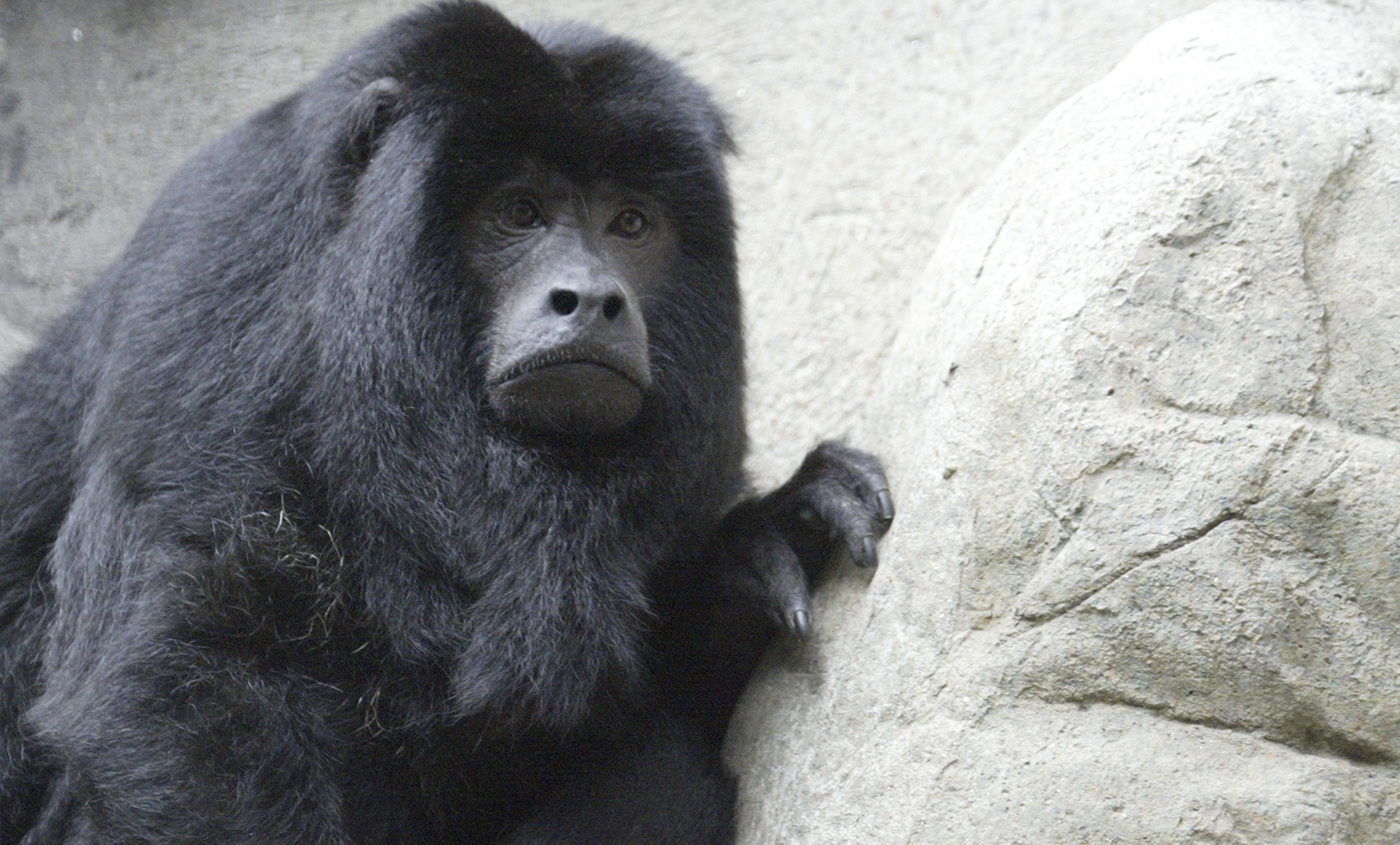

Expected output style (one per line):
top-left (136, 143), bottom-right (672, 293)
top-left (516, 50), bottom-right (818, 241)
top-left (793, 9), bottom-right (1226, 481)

top-left (550, 290), bottom-right (579, 316)
top-left (602, 295), bottom-right (624, 320)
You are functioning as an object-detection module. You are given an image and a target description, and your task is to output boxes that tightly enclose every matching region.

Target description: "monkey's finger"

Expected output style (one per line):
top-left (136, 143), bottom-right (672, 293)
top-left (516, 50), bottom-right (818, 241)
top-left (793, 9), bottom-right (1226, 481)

top-left (747, 530), bottom-right (814, 639)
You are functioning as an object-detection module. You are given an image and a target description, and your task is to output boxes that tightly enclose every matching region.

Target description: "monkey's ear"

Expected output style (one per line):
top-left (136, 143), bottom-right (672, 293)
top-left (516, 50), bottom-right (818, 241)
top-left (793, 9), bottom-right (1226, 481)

top-left (342, 77), bottom-right (404, 169)
top-left (708, 108), bottom-right (736, 156)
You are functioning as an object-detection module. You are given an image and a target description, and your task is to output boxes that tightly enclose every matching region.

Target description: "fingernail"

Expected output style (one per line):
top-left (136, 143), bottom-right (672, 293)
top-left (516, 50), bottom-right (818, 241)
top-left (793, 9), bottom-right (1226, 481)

top-left (789, 609), bottom-right (812, 640)
top-left (877, 489), bottom-right (895, 522)
top-left (860, 535), bottom-right (878, 568)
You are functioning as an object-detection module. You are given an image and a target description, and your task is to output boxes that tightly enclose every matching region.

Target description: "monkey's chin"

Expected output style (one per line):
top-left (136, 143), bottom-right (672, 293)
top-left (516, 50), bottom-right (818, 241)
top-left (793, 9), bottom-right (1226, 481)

top-left (489, 362), bottom-right (645, 437)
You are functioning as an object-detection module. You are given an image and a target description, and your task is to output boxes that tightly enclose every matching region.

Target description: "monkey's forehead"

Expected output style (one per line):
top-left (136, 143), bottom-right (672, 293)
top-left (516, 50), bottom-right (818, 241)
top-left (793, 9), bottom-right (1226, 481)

top-left (328, 2), bottom-right (727, 161)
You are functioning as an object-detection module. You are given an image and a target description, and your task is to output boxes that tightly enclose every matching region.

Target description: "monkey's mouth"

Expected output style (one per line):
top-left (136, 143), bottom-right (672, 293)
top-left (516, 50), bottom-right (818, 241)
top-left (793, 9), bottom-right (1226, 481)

top-left (488, 345), bottom-right (651, 436)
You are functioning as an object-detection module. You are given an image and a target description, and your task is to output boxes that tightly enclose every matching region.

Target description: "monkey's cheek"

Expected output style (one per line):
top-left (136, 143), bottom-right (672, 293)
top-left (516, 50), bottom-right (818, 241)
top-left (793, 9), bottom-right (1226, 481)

top-left (490, 363), bottom-right (645, 436)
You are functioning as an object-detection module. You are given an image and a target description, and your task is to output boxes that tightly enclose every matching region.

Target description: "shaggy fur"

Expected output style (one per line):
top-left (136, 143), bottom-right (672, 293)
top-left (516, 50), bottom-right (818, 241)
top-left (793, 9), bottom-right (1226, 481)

top-left (0, 4), bottom-right (891, 843)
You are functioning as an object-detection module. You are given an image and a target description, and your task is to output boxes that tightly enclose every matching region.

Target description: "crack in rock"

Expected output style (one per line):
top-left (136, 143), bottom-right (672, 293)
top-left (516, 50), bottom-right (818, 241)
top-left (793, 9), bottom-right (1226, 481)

top-left (1014, 508), bottom-right (1244, 624)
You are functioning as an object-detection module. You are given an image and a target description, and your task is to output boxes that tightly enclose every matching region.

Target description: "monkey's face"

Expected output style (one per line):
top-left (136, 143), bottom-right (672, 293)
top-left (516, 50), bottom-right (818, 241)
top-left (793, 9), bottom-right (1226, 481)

top-left (469, 170), bottom-right (676, 438)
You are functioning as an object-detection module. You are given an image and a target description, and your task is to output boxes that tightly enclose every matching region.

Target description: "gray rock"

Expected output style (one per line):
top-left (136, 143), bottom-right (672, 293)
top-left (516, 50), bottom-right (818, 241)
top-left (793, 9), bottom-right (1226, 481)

top-left (730, 1), bottom-right (1400, 841)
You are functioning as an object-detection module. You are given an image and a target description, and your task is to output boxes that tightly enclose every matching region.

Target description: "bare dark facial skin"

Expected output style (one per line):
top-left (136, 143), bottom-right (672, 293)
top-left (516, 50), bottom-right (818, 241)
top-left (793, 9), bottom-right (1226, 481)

top-left (471, 170), bottom-right (676, 438)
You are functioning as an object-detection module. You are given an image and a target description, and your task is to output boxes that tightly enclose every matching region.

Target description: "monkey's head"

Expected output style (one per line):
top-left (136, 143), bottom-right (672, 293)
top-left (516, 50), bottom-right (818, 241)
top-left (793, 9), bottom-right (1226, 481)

top-left (458, 21), bottom-right (736, 442)
top-left (308, 4), bottom-right (739, 452)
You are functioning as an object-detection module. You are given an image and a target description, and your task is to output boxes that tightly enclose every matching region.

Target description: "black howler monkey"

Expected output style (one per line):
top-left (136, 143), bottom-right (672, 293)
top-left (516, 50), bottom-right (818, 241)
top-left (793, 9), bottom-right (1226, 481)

top-left (0, 4), bottom-right (892, 842)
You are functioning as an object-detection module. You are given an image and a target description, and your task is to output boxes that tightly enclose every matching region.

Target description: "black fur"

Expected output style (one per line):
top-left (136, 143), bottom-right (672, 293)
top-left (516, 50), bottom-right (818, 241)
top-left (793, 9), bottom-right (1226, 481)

top-left (0, 4), bottom-right (892, 843)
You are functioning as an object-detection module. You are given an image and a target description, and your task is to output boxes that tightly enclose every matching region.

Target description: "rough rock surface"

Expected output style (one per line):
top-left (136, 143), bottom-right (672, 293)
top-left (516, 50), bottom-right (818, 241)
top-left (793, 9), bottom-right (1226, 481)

top-left (728, 1), bottom-right (1400, 841)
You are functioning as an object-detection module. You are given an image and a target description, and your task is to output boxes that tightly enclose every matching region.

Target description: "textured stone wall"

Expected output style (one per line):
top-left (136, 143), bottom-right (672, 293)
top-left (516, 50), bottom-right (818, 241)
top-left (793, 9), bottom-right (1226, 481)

top-left (729, 2), bottom-right (1400, 841)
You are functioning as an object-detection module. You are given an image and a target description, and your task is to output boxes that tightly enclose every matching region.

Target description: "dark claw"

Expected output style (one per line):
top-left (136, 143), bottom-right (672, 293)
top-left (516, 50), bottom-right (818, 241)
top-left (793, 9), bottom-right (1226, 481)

top-left (787, 608), bottom-right (812, 640)
top-left (859, 535), bottom-right (878, 568)
top-left (876, 488), bottom-right (895, 524)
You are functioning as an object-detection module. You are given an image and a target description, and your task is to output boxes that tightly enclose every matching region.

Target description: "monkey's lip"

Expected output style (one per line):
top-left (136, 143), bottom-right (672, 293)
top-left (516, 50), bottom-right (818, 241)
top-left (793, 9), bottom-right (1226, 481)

top-left (487, 345), bottom-right (652, 435)
top-left (489, 342), bottom-right (652, 394)
top-left (492, 356), bottom-right (645, 393)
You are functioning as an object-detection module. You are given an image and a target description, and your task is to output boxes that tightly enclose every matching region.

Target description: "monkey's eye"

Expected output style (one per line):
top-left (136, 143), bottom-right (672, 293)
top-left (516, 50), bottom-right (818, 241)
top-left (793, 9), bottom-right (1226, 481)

top-left (609, 208), bottom-right (650, 239)
top-left (499, 197), bottom-right (545, 230)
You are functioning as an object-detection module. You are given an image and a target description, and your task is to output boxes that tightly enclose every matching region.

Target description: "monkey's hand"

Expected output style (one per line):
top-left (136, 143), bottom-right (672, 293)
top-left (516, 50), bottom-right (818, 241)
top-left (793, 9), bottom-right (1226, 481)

top-left (720, 441), bottom-right (894, 639)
